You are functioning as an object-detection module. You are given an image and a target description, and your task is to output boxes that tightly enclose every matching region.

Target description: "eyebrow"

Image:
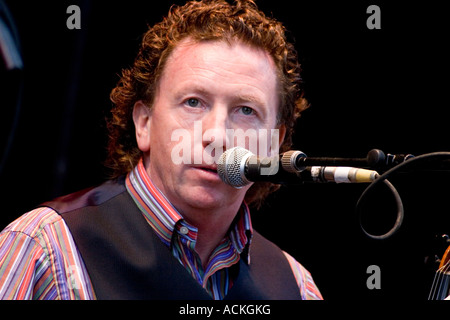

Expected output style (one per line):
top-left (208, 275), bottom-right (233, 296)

top-left (173, 84), bottom-right (212, 101)
top-left (235, 92), bottom-right (266, 107)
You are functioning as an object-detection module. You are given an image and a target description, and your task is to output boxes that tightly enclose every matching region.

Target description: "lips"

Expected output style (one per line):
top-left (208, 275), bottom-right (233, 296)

top-left (195, 165), bottom-right (218, 173)
top-left (190, 164), bottom-right (219, 178)
top-left (186, 163), bottom-right (222, 185)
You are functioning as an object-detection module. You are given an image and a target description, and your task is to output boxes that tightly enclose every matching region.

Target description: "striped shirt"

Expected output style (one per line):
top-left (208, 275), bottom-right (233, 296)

top-left (0, 160), bottom-right (323, 300)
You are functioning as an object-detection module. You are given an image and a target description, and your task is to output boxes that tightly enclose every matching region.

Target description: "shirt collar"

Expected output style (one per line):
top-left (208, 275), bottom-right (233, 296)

top-left (125, 159), bottom-right (253, 258)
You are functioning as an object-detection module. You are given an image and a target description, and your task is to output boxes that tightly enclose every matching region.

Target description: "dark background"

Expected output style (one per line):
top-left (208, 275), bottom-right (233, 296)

top-left (1, 0), bottom-right (449, 304)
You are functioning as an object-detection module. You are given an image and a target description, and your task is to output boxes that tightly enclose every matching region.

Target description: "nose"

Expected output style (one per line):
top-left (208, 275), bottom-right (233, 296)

top-left (200, 105), bottom-right (230, 162)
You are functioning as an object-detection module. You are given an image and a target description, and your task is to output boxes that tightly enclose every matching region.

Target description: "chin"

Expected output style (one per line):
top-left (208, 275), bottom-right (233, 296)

top-left (187, 192), bottom-right (225, 209)
top-left (182, 185), bottom-right (237, 209)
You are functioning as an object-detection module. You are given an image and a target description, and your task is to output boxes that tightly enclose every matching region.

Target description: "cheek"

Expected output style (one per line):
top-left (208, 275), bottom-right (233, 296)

top-left (149, 110), bottom-right (176, 148)
top-left (149, 113), bottom-right (190, 170)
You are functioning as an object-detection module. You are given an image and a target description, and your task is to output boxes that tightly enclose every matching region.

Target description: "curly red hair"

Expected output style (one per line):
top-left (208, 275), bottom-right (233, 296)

top-left (107, 0), bottom-right (308, 207)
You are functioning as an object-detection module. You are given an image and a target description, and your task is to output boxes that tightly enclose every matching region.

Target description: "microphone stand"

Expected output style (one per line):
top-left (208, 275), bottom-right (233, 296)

top-left (296, 148), bottom-right (415, 171)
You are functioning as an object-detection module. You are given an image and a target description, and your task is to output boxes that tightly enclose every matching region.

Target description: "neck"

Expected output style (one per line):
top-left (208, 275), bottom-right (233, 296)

top-left (142, 155), bottom-right (245, 268)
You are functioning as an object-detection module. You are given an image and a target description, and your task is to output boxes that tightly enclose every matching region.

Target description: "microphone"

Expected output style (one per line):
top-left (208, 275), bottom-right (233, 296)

top-left (217, 147), bottom-right (380, 188)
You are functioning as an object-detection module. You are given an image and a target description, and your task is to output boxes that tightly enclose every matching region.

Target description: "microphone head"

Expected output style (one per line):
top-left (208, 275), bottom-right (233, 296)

top-left (217, 147), bottom-right (252, 188)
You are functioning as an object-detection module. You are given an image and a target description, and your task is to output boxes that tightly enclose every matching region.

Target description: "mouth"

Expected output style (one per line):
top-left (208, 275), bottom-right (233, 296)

top-left (191, 164), bottom-right (219, 177)
top-left (196, 165), bottom-right (218, 173)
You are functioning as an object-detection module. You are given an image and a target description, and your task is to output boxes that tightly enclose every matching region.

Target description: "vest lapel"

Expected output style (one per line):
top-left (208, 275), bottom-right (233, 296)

top-left (225, 232), bottom-right (301, 300)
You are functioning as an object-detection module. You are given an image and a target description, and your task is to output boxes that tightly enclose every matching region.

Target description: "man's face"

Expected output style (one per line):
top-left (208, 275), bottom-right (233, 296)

top-left (136, 38), bottom-right (283, 214)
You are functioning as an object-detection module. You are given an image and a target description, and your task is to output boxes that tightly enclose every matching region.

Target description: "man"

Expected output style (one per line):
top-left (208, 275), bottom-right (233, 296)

top-left (0, 0), bottom-right (322, 300)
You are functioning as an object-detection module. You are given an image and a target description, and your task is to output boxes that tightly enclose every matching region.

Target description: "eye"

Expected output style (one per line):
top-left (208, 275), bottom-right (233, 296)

top-left (240, 106), bottom-right (255, 115)
top-left (185, 98), bottom-right (200, 108)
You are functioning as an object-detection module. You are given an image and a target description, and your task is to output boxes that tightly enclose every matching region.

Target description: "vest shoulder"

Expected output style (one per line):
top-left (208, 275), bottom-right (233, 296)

top-left (41, 176), bottom-right (127, 214)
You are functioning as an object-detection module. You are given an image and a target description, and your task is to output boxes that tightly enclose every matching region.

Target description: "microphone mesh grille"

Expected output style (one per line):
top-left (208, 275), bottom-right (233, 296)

top-left (217, 147), bottom-right (250, 188)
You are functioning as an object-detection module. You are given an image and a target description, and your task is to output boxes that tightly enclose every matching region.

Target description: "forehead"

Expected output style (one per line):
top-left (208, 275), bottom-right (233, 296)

top-left (159, 38), bottom-right (279, 107)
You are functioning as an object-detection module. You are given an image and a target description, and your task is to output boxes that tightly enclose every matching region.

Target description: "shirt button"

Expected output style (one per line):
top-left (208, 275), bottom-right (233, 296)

top-left (179, 226), bottom-right (189, 235)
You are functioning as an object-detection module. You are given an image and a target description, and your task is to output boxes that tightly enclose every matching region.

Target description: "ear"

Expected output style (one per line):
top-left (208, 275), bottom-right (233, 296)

top-left (132, 100), bottom-right (152, 152)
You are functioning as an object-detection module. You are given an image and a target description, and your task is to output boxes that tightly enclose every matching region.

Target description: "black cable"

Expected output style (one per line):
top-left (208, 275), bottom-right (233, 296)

top-left (357, 152), bottom-right (450, 240)
top-left (357, 178), bottom-right (404, 240)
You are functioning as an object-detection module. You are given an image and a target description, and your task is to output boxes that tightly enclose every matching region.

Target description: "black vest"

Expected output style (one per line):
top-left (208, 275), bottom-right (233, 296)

top-left (42, 177), bottom-right (301, 300)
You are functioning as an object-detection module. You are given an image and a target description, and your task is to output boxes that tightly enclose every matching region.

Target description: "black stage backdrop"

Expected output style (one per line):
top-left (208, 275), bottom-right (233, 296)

top-left (1, 0), bottom-right (449, 304)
